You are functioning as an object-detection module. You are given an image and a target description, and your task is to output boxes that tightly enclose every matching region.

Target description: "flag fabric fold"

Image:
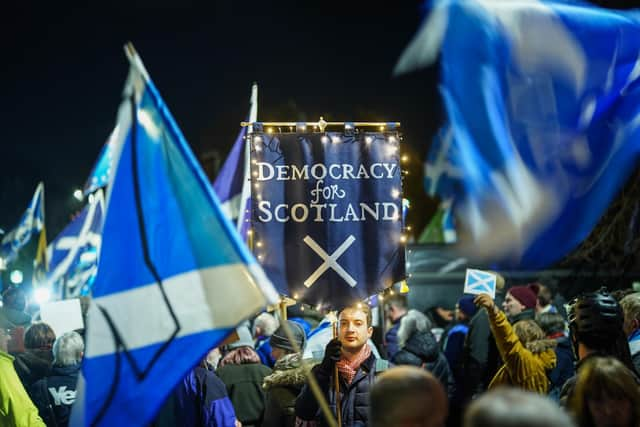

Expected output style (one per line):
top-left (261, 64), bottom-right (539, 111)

top-left (399, 0), bottom-right (640, 268)
top-left (77, 46), bottom-right (278, 427)
top-left (0, 182), bottom-right (45, 264)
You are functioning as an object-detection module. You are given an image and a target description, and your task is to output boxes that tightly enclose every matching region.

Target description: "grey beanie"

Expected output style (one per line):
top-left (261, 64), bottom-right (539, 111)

top-left (270, 320), bottom-right (306, 353)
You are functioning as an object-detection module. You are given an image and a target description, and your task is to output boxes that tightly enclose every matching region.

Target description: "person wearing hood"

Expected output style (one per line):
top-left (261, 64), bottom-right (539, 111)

top-left (474, 293), bottom-right (557, 394)
top-left (1, 287), bottom-right (33, 355)
top-left (262, 321), bottom-right (308, 427)
top-left (391, 309), bottom-right (455, 399)
top-left (14, 323), bottom-right (56, 391)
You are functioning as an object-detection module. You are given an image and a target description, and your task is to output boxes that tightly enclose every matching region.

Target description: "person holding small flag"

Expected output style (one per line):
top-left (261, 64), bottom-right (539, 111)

top-left (474, 293), bottom-right (557, 394)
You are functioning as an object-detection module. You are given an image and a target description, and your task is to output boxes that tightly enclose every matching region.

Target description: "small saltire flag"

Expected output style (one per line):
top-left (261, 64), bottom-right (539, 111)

top-left (213, 83), bottom-right (257, 240)
top-left (397, 0), bottom-right (640, 268)
top-left (77, 45), bottom-right (278, 426)
top-left (47, 190), bottom-right (105, 299)
top-left (464, 268), bottom-right (497, 299)
top-left (83, 127), bottom-right (116, 196)
top-left (0, 182), bottom-right (45, 264)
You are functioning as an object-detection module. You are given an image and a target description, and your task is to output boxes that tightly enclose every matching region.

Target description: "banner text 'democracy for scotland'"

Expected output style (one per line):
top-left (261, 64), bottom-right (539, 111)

top-left (250, 132), bottom-right (405, 308)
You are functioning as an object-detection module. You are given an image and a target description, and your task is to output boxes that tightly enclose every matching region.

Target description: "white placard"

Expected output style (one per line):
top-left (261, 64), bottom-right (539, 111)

top-left (464, 268), bottom-right (497, 299)
top-left (40, 298), bottom-right (84, 337)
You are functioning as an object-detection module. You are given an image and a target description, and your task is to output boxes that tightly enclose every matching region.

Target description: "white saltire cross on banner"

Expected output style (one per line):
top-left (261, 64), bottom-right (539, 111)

top-left (303, 235), bottom-right (357, 288)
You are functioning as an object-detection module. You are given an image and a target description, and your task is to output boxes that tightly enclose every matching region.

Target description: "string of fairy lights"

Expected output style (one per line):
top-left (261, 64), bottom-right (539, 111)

top-left (241, 119), bottom-right (413, 312)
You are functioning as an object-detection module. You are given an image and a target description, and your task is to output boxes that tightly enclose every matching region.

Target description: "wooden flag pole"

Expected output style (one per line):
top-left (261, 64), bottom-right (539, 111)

top-left (333, 322), bottom-right (342, 427)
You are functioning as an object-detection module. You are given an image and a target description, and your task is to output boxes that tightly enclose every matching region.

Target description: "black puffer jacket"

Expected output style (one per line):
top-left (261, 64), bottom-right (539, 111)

top-left (391, 310), bottom-right (456, 399)
top-left (295, 352), bottom-right (387, 426)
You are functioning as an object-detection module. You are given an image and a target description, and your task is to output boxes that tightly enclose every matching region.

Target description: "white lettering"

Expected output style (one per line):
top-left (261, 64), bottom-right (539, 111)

top-left (360, 202), bottom-right (380, 220)
top-left (257, 162), bottom-right (274, 181)
top-left (382, 202), bottom-right (400, 220)
top-left (356, 164), bottom-right (370, 179)
top-left (291, 165), bottom-right (309, 180)
top-left (382, 163), bottom-right (397, 178)
top-left (311, 164), bottom-right (327, 180)
top-left (370, 163), bottom-right (384, 179)
top-left (344, 204), bottom-right (360, 221)
top-left (342, 164), bottom-right (356, 179)
top-left (329, 164), bottom-right (342, 180)
top-left (329, 204), bottom-right (343, 222)
top-left (291, 204), bottom-right (309, 222)
top-left (49, 386), bottom-right (76, 406)
top-left (275, 204), bottom-right (290, 222)
top-left (276, 165), bottom-right (290, 180)
top-left (310, 204), bottom-right (326, 222)
top-left (258, 201), bottom-right (273, 222)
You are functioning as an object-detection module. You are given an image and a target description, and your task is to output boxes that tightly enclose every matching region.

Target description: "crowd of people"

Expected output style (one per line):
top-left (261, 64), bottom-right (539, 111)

top-left (2, 279), bottom-right (640, 426)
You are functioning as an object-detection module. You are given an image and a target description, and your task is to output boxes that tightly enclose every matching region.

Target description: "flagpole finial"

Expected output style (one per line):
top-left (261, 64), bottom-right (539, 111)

top-left (318, 117), bottom-right (327, 132)
top-left (124, 42), bottom-right (137, 62)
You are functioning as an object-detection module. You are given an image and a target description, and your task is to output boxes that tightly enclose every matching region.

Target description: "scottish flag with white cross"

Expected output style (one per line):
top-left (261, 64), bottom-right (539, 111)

top-left (464, 269), bottom-right (497, 299)
top-left (75, 45), bottom-right (278, 427)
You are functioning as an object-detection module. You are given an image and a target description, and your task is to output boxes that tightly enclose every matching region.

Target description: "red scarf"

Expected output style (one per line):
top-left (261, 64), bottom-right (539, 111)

top-left (336, 344), bottom-right (371, 384)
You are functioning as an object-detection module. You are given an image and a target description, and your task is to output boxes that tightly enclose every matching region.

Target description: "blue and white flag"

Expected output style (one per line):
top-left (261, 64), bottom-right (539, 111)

top-left (77, 45), bottom-right (278, 427)
top-left (464, 268), bottom-right (497, 299)
top-left (250, 131), bottom-right (405, 309)
top-left (0, 182), bottom-right (45, 264)
top-left (47, 190), bottom-right (105, 299)
top-left (83, 128), bottom-right (117, 196)
top-left (398, 0), bottom-right (640, 268)
top-left (213, 83), bottom-right (257, 240)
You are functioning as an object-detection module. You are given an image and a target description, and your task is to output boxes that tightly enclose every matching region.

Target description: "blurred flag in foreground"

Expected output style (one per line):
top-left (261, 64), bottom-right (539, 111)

top-left (75, 44), bottom-right (278, 426)
top-left (0, 182), bottom-right (45, 264)
top-left (398, 0), bottom-right (640, 268)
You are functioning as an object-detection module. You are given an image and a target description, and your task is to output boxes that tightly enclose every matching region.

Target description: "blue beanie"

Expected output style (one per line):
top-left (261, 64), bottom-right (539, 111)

top-left (458, 296), bottom-right (477, 317)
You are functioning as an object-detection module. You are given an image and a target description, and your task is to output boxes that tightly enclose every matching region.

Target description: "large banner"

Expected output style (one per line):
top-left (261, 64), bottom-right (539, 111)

top-left (250, 130), bottom-right (405, 308)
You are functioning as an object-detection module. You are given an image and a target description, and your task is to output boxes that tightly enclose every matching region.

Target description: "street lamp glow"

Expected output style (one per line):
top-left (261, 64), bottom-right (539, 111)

top-left (33, 287), bottom-right (51, 305)
top-left (73, 189), bottom-right (83, 201)
top-left (9, 270), bottom-right (23, 285)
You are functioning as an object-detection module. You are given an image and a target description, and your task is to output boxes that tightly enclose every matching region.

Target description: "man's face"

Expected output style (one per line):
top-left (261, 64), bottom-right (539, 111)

top-left (270, 346), bottom-right (286, 362)
top-left (338, 307), bottom-right (372, 352)
top-left (502, 292), bottom-right (526, 318)
top-left (623, 315), bottom-right (638, 337)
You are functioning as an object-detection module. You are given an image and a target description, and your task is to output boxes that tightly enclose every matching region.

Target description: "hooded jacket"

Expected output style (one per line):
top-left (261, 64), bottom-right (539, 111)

top-left (262, 353), bottom-right (313, 427)
top-left (14, 349), bottom-right (53, 390)
top-left (391, 310), bottom-right (456, 398)
top-left (487, 309), bottom-right (557, 393)
top-left (0, 350), bottom-right (45, 427)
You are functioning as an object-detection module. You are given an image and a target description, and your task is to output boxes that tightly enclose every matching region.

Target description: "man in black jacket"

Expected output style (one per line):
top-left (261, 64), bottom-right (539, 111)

top-left (295, 303), bottom-right (388, 426)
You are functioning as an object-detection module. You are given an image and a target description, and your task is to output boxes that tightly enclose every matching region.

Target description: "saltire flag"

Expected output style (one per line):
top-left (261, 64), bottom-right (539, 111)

top-left (83, 127), bottom-right (117, 196)
top-left (213, 83), bottom-right (257, 239)
top-left (397, 0), bottom-right (640, 268)
top-left (0, 182), bottom-right (45, 264)
top-left (75, 45), bottom-right (278, 426)
top-left (46, 190), bottom-right (105, 299)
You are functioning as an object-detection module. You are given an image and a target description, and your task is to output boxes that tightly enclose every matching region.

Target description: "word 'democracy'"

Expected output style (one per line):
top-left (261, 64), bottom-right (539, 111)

top-left (255, 162), bottom-right (400, 223)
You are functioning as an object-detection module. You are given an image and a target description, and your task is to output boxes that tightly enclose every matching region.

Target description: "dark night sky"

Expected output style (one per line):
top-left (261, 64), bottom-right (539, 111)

top-left (0, 1), bottom-right (442, 239)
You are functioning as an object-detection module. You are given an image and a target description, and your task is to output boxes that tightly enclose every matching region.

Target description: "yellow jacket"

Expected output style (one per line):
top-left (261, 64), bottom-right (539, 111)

top-left (0, 350), bottom-right (46, 427)
top-left (487, 309), bottom-right (557, 394)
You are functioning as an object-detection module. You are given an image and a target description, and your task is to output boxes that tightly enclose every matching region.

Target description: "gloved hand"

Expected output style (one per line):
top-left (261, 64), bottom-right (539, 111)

top-left (320, 338), bottom-right (342, 371)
